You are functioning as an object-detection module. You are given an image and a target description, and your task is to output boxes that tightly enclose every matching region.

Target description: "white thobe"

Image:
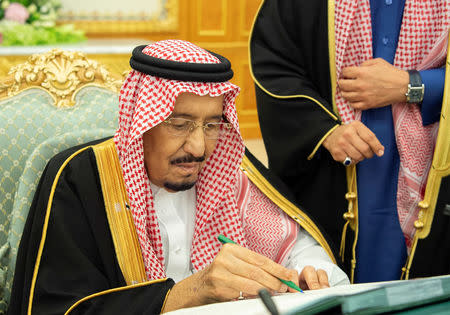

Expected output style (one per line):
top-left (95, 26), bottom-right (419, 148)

top-left (151, 183), bottom-right (349, 286)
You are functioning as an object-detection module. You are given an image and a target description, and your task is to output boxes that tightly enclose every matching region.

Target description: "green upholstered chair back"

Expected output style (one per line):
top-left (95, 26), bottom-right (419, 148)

top-left (0, 49), bottom-right (122, 313)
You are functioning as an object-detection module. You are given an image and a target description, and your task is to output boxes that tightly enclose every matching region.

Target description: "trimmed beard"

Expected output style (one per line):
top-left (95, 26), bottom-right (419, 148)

top-left (164, 180), bottom-right (196, 192)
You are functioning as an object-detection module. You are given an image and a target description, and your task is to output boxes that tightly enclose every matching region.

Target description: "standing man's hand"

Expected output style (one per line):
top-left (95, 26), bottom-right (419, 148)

top-left (322, 121), bottom-right (384, 164)
top-left (338, 58), bottom-right (409, 110)
top-left (162, 243), bottom-right (299, 312)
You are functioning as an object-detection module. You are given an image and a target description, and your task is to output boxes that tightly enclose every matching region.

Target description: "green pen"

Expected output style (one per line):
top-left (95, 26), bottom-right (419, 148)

top-left (218, 234), bottom-right (304, 293)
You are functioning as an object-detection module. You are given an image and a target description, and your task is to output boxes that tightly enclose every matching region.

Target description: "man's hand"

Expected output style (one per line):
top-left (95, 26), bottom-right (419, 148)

top-left (162, 243), bottom-right (298, 312)
top-left (299, 266), bottom-right (330, 290)
top-left (322, 121), bottom-right (384, 164)
top-left (338, 58), bottom-right (409, 110)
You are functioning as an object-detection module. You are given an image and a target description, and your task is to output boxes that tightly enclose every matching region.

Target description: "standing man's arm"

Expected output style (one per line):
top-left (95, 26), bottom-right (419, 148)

top-left (250, 0), bottom-right (351, 256)
top-left (329, 58), bottom-right (445, 164)
top-left (250, 0), bottom-right (340, 174)
top-left (420, 68), bottom-right (445, 125)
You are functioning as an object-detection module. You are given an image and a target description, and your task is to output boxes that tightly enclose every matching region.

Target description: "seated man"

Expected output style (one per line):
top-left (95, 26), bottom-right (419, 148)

top-left (8, 40), bottom-right (348, 315)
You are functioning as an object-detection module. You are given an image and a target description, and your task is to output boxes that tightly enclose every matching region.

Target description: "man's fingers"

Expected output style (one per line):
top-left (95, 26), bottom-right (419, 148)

top-left (340, 123), bottom-right (375, 161)
top-left (225, 275), bottom-right (281, 299)
top-left (207, 271), bottom-right (276, 301)
top-left (348, 101), bottom-right (367, 110)
top-left (322, 122), bottom-right (383, 164)
top-left (340, 91), bottom-right (362, 102)
top-left (227, 256), bottom-right (288, 293)
top-left (220, 244), bottom-right (293, 293)
top-left (341, 66), bottom-right (359, 79)
top-left (360, 58), bottom-right (385, 67)
top-left (341, 142), bottom-right (364, 163)
top-left (230, 244), bottom-right (297, 285)
top-left (347, 130), bottom-right (374, 159)
top-left (338, 79), bottom-right (358, 92)
top-left (300, 266), bottom-right (321, 290)
top-left (339, 81), bottom-right (372, 109)
top-left (299, 267), bottom-right (329, 290)
top-left (323, 124), bottom-right (357, 162)
top-left (317, 269), bottom-right (330, 288)
top-left (355, 123), bottom-right (384, 157)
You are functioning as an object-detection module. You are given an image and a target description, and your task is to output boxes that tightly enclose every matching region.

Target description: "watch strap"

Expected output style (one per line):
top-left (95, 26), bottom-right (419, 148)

top-left (408, 70), bottom-right (422, 87)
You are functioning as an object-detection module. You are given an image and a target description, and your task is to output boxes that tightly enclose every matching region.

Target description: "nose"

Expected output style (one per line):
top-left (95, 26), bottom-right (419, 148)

top-left (183, 124), bottom-right (206, 158)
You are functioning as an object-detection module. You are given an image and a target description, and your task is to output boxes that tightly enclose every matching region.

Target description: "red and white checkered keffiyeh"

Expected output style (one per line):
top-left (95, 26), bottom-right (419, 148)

top-left (114, 40), bottom-right (295, 280)
top-left (335, 0), bottom-right (450, 248)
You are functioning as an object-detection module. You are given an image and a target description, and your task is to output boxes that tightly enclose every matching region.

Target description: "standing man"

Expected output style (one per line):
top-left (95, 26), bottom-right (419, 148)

top-left (250, 0), bottom-right (449, 283)
top-left (8, 40), bottom-right (348, 314)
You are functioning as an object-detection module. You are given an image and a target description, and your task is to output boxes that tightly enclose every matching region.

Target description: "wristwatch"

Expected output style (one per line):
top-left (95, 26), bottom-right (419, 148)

top-left (405, 70), bottom-right (425, 104)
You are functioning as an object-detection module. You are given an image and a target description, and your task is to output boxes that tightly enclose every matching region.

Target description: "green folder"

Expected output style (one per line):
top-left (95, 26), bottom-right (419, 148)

top-left (286, 275), bottom-right (450, 315)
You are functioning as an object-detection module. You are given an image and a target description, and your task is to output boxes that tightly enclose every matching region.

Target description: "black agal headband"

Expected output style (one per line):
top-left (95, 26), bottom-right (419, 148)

top-left (129, 45), bottom-right (234, 82)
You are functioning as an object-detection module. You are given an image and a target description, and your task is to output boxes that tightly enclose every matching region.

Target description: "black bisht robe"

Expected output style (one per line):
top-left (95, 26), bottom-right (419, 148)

top-left (250, 0), bottom-right (450, 278)
top-left (8, 139), bottom-right (174, 315)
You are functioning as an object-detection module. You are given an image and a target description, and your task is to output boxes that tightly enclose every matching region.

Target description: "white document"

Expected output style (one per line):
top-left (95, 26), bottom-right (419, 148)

top-left (165, 282), bottom-right (382, 315)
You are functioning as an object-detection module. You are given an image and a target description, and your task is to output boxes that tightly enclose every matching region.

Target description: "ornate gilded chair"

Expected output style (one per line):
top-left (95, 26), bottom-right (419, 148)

top-left (0, 50), bottom-right (122, 312)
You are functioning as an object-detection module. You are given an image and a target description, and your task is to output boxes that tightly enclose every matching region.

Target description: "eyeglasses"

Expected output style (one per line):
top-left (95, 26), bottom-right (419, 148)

top-left (162, 117), bottom-right (233, 140)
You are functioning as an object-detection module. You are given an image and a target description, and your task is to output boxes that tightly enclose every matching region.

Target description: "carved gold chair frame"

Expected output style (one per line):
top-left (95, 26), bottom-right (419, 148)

top-left (0, 49), bottom-right (123, 108)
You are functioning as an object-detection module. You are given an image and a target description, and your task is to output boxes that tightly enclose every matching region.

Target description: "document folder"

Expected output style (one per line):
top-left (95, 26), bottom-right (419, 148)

top-left (287, 274), bottom-right (450, 315)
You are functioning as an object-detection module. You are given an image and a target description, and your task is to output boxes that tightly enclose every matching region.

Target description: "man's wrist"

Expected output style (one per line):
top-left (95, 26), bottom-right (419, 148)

top-left (162, 273), bottom-right (206, 312)
top-left (394, 69), bottom-right (409, 103)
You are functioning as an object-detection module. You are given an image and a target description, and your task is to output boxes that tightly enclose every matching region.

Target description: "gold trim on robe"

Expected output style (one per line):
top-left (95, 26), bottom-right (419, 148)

top-left (93, 138), bottom-right (147, 285)
top-left (28, 139), bottom-right (167, 315)
top-left (64, 279), bottom-right (169, 315)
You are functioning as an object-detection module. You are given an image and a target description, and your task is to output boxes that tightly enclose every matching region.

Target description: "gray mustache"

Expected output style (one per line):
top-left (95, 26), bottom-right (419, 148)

top-left (170, 155), bottom-right (205, 164)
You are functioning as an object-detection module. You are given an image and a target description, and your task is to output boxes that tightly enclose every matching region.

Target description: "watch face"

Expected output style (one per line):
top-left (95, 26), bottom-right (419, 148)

top-left (407, 86), bottom-right (424, 103)
top-left (410, 89), bottom-right (422, 102)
